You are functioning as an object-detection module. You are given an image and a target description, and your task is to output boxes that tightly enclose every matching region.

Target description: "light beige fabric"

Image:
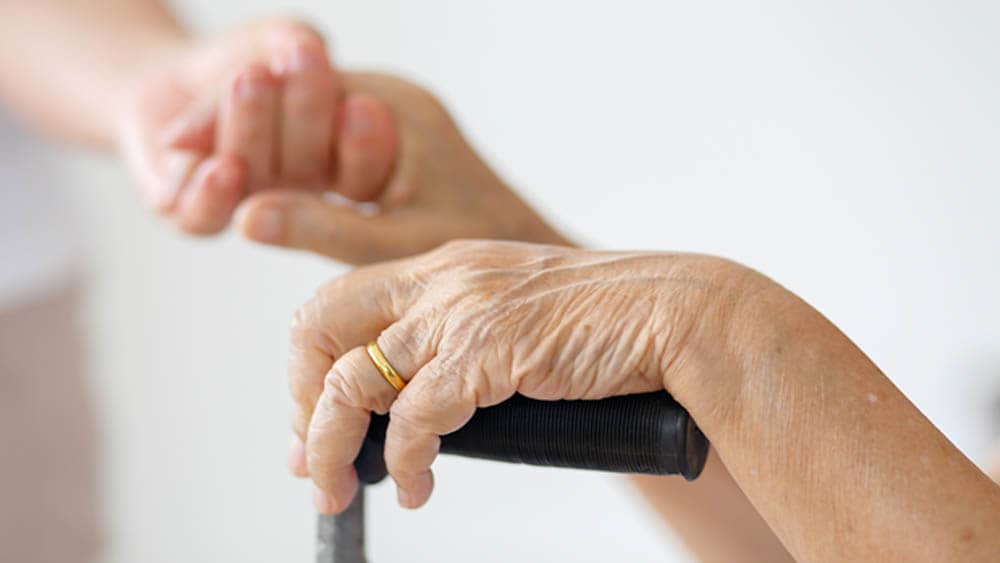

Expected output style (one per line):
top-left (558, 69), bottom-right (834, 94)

top-left (0, 283), bottom-right (101, 562)
top-left (0, 112), bottom-right (80, 308)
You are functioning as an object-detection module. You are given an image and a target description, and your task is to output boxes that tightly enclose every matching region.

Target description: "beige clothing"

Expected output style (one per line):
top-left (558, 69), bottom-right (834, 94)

top-left (0, 111), bottom-right (79, 309)
top-left (0, 284), bottom-right (100, 562)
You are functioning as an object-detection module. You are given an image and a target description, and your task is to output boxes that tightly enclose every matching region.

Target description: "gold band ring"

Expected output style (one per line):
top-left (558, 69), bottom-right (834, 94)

top-left (366, 340), bottom-right (406, 392)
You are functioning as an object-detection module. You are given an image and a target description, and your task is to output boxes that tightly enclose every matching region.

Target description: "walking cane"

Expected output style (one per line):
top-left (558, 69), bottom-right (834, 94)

top-left (317, 391), bottom-right (709, 563)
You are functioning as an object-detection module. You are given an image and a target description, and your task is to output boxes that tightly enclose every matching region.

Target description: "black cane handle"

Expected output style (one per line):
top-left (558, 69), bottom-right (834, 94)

top-left (354, 392), bottom-right (709, 484)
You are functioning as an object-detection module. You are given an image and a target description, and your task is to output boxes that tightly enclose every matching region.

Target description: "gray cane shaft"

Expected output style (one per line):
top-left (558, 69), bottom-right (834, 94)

top-left (316, 488), bottom-right (366, 563)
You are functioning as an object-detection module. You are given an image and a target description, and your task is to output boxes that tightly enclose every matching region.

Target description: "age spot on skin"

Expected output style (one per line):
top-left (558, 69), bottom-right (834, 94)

top-left (959, 527), bottom-right (974, 543)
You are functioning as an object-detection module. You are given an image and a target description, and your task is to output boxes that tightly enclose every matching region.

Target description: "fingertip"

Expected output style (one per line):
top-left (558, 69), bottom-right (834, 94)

top-left (175, 155), bottom-right (246, 235)
top-left (312, 468), bottom-right (359, 514)
top-left (333, 470), bottom-right (360, 513)
top-left (237, 197), bottom-right (287, 244)
top-left (269, 31), bottom-right (331, 76)
top-left (397, 470), bottom-right (433, 509)
top-left (264, 21), bottom-right (331, 74)
top-left (313, 486), bottom-right (337, 515)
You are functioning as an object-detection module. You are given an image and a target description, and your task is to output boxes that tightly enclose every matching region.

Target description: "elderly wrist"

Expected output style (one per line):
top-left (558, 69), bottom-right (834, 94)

top-left (649, 257), bottom-right (786, 418)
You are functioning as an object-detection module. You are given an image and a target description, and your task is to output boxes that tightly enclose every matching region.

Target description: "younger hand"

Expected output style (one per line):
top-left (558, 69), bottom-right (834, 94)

top-left (238, 73), bottom-right (569, 264)
top-left (115, 20), bottom-right (397, 235)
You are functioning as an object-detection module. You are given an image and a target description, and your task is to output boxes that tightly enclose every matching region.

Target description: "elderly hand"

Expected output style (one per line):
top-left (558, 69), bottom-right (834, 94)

top-left (288, 240), bottom-right (748, 513)
top-left (115, 19), bottom-right (397, 235)
top-left (237, 73), bottom-right (569, 264)
top-left (289, 239), bottom-right (1000, 563)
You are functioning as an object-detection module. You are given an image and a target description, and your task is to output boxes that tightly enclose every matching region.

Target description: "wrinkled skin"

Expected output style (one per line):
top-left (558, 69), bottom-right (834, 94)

top-left (288, 240), bottom-right (748, 511)
top-left (289, 240), bottom-right (1000, 563)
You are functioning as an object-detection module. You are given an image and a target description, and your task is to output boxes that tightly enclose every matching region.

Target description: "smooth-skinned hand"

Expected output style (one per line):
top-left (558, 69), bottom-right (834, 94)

top-left (115, 19), bottom-right (397, 235)
top-left (236, 72), bottom-right (570, 264)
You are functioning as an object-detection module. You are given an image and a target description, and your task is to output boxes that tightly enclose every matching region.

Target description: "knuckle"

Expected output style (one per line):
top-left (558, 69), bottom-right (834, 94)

top-left (322, 363), bottom-right (361, 406)
top-left (325, 352), bottom-right (395, 413)
top-left (289, 303), bottom-right (316, 340)
top-left (231, 62), bottom-right (270, 86)
top-left (380, 317), bottom-right (430, 363)
top-left (387, 394), bottom-right (426, 430)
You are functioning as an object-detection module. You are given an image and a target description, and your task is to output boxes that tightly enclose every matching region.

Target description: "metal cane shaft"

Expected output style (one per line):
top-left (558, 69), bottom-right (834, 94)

top-left (317, 488), bottom-right (366, 563)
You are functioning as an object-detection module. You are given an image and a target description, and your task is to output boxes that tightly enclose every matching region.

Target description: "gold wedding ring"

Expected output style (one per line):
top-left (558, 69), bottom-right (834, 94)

top-left (366, 340), bottom-right (406, 392)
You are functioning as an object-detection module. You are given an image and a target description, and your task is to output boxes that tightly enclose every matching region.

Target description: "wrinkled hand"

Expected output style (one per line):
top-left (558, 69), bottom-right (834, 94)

top-left (238, 73), bottom-right (569, 264)
top-left (288, 240), bottom-right (750, 513)
top-left (115, 20), bottom-right (396, 235)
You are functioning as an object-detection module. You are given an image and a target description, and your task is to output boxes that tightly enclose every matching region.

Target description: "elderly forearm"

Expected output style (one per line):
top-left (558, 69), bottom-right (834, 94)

top-left (672, 277), bottom-right (1000, 562)
top-left (0, 0), bottom-right (187, 145)
top-left (630, 455), bottom-right (795, 563)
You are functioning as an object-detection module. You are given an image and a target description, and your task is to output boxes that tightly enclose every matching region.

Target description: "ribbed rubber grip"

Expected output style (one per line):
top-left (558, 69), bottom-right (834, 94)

top-left (355, 392), bottom-right (708, 484)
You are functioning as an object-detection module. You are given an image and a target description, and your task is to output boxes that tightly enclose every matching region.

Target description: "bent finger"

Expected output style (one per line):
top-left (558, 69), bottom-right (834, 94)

top-left (306, 320), bottom-right (435, 513)
top-left (383, 356), bottom-right (482, 509)
top-left (271, 35), bottom-right (339, 185)
top-left (174, 154), bottom-right (246, 235)
top-left (286, 260), bottom-right (425, 452)
top-left (217, 63), bottom-right (278, 191)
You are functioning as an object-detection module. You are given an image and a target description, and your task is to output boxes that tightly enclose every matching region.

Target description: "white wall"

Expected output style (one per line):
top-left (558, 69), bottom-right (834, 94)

top-left (64, 1), bottom-right (999, 561)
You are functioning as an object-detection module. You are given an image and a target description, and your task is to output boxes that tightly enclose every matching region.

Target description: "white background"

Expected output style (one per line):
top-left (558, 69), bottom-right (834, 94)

top-left (60, 1), bottom-right (999, 561)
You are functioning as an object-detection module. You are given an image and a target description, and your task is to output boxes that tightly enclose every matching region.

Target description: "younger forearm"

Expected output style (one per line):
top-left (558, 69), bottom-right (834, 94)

top-left (0, 0), bottom-right (187, 145)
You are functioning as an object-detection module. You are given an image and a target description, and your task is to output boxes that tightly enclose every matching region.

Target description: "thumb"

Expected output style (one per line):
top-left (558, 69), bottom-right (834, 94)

top-left (236, 190), bottom-right (431, 265)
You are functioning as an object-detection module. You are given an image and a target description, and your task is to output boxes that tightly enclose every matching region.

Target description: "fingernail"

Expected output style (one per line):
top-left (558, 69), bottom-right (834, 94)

top-left (250, 207), bottom-right (284, 243)
top-left (313, 486), bottom-right (337, 514)
top-left (235, 71), bottom-right (272, 100)
top-left (344, 104), bottom-right (373, 137)
top-left (285, 39), bottom-right (324, 73)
